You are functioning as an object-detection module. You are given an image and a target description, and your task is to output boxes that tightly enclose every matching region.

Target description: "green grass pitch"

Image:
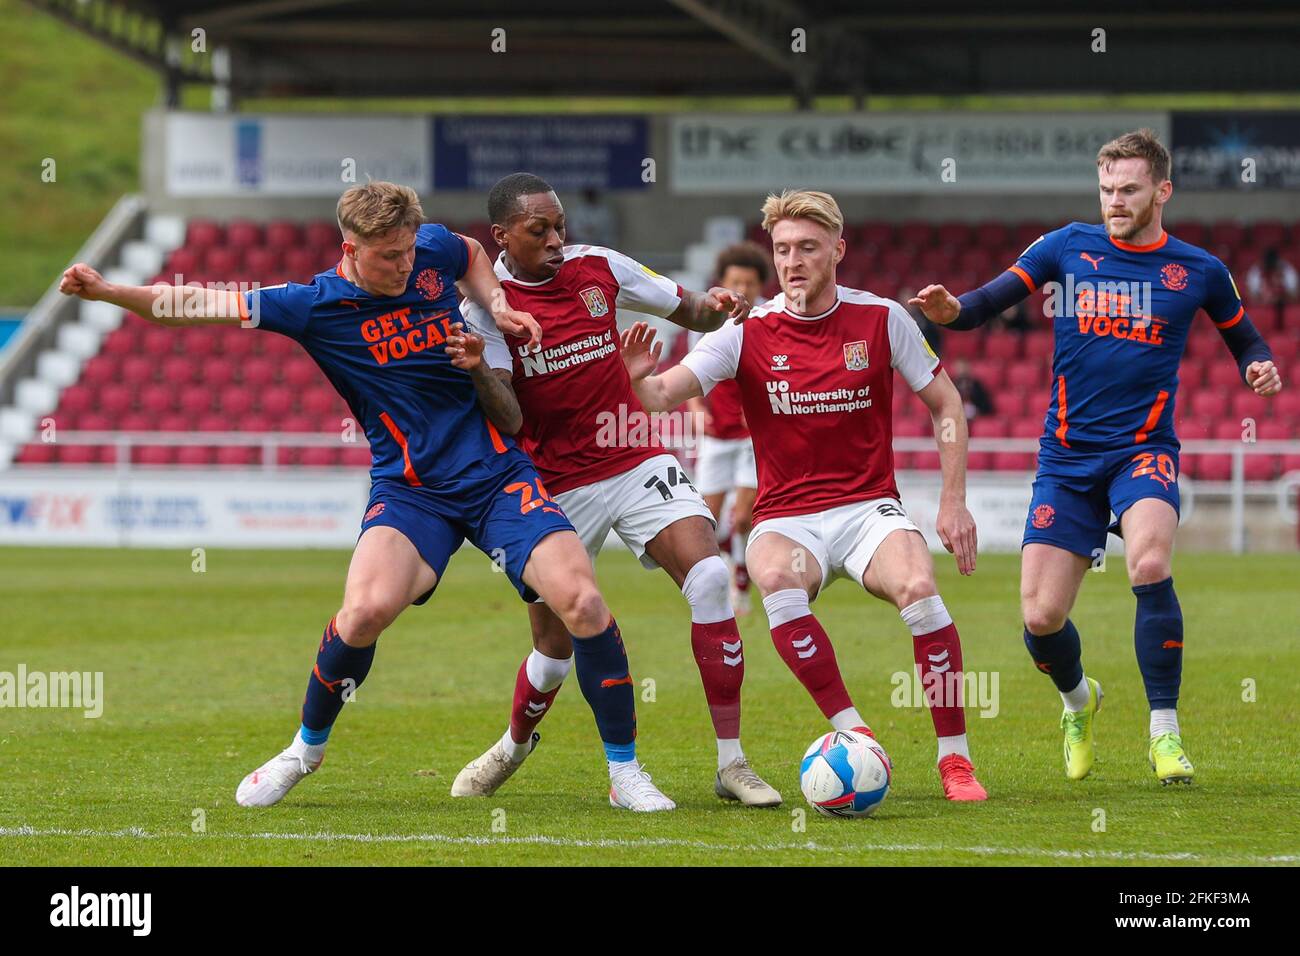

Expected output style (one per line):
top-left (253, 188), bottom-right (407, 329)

top-left (1, 546), bottom-right (1297, 866)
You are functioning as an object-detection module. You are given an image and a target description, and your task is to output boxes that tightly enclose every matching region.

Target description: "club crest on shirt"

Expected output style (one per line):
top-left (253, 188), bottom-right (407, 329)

top-left (843, 340), bottom-right (869, 371)
top-left (579, 286), bottom-right (609, 317)
top-left (1160, 263), bottom-right (1188, 291)
top-left (415, 268), bottom-right (445, 301)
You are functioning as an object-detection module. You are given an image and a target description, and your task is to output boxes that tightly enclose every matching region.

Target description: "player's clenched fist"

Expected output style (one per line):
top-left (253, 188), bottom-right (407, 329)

top-left (494, 308), bottom-right (542, 351)
top-left (1246, 360), bottom-right (1282, 397)
top-left (909, 285), bottom-right (962, 326)
top-left (701, 286), bottom-right (749, 324)
top-left (59, 262), bottom-right (111, 301)
top-left (619, 321), bottom-right (663, 381)
top-left (936, 499), bottom-right (978, 576)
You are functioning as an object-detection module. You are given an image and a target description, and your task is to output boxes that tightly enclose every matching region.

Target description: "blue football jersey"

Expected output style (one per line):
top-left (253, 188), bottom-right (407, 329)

top-left (241, 223), bottom-right (522, 491)
top-left (1010, 222), bottom-right (1245, 449)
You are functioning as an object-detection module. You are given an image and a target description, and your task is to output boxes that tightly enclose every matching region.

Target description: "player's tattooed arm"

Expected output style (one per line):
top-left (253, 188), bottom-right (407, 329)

top-left (447, 322), bottom-right (523, 435)
top-left (58, 262), bottom-right (243, 326)
top-left (619, 321), bottom-right (704, 412)
top-left (666, 286), bottom-right (750, 332)
top-left (916, 369), bottom-right (978, 575)
top-left (456, 236), bottom-right (543, 350)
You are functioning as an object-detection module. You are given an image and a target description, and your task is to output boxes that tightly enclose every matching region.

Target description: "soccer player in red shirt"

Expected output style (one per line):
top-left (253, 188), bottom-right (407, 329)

top-left (453, 173), bottom-right (782, 810)
top-left (622, 189), bottom-right (988, 801)
top-left (686, 243), bottom-right (768, 616)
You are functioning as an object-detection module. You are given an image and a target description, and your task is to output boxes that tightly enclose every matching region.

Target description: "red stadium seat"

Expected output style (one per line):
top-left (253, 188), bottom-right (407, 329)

top-left (1012, 420), bottom-right (1043, 440)
top-left (200, 357), bottom-right (237, 388)
top-left (281, 414), bottom-right (316, 433)
top-left (121, 354), bottom-right (155, 384)
top-left (1251, 221), bottom-right (1289, 249)
top-left (161, 354), bottom-right (198, 386)
top-left (178, 389), bottom-right (212, 418)
top-left (1232, 391), bottom-right (1271, 424)
top-left (244, 247), bottom-right (284, 281)
top-left (1269, 336), bottom-right (1299, 365)
top-left (176, 445), bottom-right (214, 466)
top-left (57, 384), bottom-right (94, 416)
top-left (241, 357), bottom-right (277, 388)
top-left (301, 387), bottom-right (336, 417)
top-left (157, 412), bottom-right (190, 433)
top-left (893, 418), bottom-right (926, 438)
top-left (993, 452), bottom-right (1035, 471)
top-left (1274, 391), bottom-right (1300, 422)
top-left (197, 412), bottom-right (232, 432)
top-left (1169, 221), bottom-right (1207, 247)
top-left (258, 386), bottom-right (294, 419)
top-left (59, 444), bottom-right (104, 465)
top-left (1006, 361), bottom-right (1045, 394)
top-left (79, 412), bottom-right (112, 432)
top-left (938, 332), bottom-right (979, 361)
top-left (284, 248), bottom-right (323, 281)
top-left (1022, 332), bottom-right (1053, 362)
top-left (973, 221), bottom-right (1011, 249)
top-left (227, 220), bottom-right (263, 249)
top-left (221, 329), bottom-right (257, 358)
top-left (261, 334), bottom-right (298, 359)
top-left (284, 358), bottom-right (320, 389)
top-left (299, 447), bottom-right (339, 467)
top-left (139, 383), bottom-right (175, 416)
top-left (102, 326), bottom-right (138, 356)
top-left (966, 450), bottom-right (994, 471)
top-left (218, 386), bottom-right (254, 419)
top-left (216, 445), bottom-right (258, 466)
top-left (1010, 222), bottom-right (1048, 250)
top-left (99, 384), bottom-right (133, 416)
top-left (994, 391), bottom-right (1026, 417)
top-left (881, 249), bottom-right (915, 276)
top-left (80, 354), bottom-right (119, 387)
top-left (186, 220), bottom-right (224, 250)
top-left (266, 221), bottom-right (303, 249)
top-left (984, 334), bottom-right (1021, 362)
top-left (341, 446), bottom-right (372, 467)
top-left (134, 445), bottom-right (175, 466)
top-left (1203, 362), bottom-right (1241, 391)
top-left (1187, 391), bottom-right (1219, 419)
top-left (142, 326), bottom-right (178, 356)
top-left (164, 248), bottom-right (201, 279)
top-left (16, 443), bottom-right (57, 464)
top-left (857, 223), bottom-right (893, 249)
top-left (305, 221), bottom-right (339, 247)
top-left (204, 247), bottom-right (242, 278)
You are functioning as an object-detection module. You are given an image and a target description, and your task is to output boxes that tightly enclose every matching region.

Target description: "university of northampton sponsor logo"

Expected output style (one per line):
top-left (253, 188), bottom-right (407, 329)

top-left (843, 340), bottom-right (869, 371)
top-left (579, 286), bottom-right (609, 317)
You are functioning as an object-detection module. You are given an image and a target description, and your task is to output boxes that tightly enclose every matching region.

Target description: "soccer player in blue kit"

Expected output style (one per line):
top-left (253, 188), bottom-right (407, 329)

top-left (911, 130), bottom-right (1283, 785)
top-left (58, 182), bottom-right (663, 809)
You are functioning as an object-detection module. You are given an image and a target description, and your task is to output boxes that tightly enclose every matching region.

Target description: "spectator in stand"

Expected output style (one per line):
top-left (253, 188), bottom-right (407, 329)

top-left (899, 285), bottom-right (943, 356)
top-left (565, 187), bottom-right (620, 248)
top-left (951, 358), bottom-right (994, 425)
top-left (1246, 247), bottom-right (1299, 328)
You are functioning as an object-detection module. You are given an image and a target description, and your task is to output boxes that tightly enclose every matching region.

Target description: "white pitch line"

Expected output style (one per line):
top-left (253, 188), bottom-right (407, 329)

top-left (1, 826), bottom-right (1295, 864)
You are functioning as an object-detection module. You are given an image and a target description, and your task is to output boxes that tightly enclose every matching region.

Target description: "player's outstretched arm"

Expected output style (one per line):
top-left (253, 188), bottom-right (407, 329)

top-left (916, 369), bottom-right (977, 575)
top-left (446, 322), bottom-right (523, 435)
top-left (911, 270), bottom-right (1033, 332)
top-left (59, 262), bottom-right (242, 326)
top-left (456, 235), bottom-right (542, 350)
top-left (620, 321), bottom-right (704, 412)
top-left (665, 286), bottom-right (750, 333)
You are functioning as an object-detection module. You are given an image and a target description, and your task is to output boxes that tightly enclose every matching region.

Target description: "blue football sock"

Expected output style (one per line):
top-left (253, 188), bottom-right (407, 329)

top-left (1023, 619), bottom-right (1085, 694)
top-left (1133, 577), bottom-right (1183, 710)
top-left (570, 618), bottom-right (637, 763)
top-left (300, 616), bottom-right (375, 741)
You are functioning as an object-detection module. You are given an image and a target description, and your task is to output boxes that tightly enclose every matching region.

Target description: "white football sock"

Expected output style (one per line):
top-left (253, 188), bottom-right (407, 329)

top-left (830, 707), bottom-right (867, 732)
top-left (525, 649), bottom-right (572, 693)
top-left (500, 729), bottom-right (531, 763)
top-left (717, 738), bottom-right (744, 769)
top-left (1150, 708), bottom-right (1179, 739)
top-left (290, 731), bottom-right (326, 765)
top-left (1062, 675), bottom-right (1092, 713)
top-left (681, 556), bottom-right (733, 624)
top-left (937, 734), bottom-right (970, 761)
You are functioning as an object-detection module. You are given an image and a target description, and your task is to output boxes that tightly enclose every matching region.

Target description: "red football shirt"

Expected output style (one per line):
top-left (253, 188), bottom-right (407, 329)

top-left (465, 245), bottom-right (684, 495)
top-left (688, 331), bottom-right (749, 439)
top-left (681, 286), bottom-right (942, 524)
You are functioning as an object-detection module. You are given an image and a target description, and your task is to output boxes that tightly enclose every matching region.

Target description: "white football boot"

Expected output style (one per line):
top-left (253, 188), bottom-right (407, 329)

top-left (235, 746), bottom-right (322, 807)
top-left (609, 761), bottom-right (677, 812)
top-left (715, 757), bottom-right (783, 806)
top-left (451, 732), bottom-right (539, 797)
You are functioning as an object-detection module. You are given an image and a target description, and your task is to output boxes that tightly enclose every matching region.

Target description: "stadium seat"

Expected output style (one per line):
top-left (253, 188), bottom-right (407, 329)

top-left (939, 332), bottom-right (979, 360)
top-left (1005, 361), bottom-right (1044, 394)
top-left (221, 329), bottom-right (257, 358)
top-left (161, 354), bottom-right (199, 386)
top-left (1202, 362), bottom-right (1238, 390)
top-left (973, 221), bottom-right (1011, 249)
top-left (341, 446), bottom-right (372, 467)
top-left (967, 450), bottom-right (994, 471)
top-left (258, 386), bottom-right (294, 418)
top-left (984, 334), bottom-right (1021, 362)
top-left (99, 383), bottom-right (133, 416)
top-left (201, 357), bottom-right (238, 388)
top-left (1274, 391), bottom-right (1300, 422)
top-left (186, 220), bottom-right (224, 250)
top-left (197, 412), bottom-right (232, 432)
top-left (294, 447), bottom-right (333, 467)
top-left (165, 248), bottom-right (201, 278)
top-left (134, 445), bottom-right (175, 466)
top-left (266, 221), bottom-right (303, 249)
top-left (1170, 221), bottom-right (1207, 247)
top-left (305, 221), bottom-right (339, 247)
top-left (1210, 221), bottom-right (1247, 249)
top-left (1232, 391), bottom-right (1271, 423)
top-left (227, 220), bottom-right (263, 249)
top-left (1251, 221), bottom-right (1289, 249)
top-left (102, 327), bottom-right (138, 357)
top-left (80, 412), bottom-right (112, 432)
top-left (244, 247), bottom-right (284, 281)
top-left (1022, 332), bottom-right (1053, 363)
top-left (120, 354), bottom-right (154, 384)
top-left (218, 385), bottom-right (254, 419)
top-left (139, 384), bottom-right (175, 416)
top-left (284, 248), bottom-right (323, 280)
top-left (175, 445), bottom-right (214, 466)
top-left (858, 223), bottom-right (893, 249)
top-left (216, 445), bottom-right (258, 466)
top-left (301, 387), bottom-right (337, 417)
top-left (179, 389), bottom-right (212, 418)
top-left (80, 354), bottom-right (119, 387)
top-left (283, 357), bottom-right (320, 389)
top-left (57, 383), bottom-right (94, 416)
top-left (241, 357), bottom-right (277, 388)
top-left (205, 247), bottom-right (242, 278)
top-left (59, 444), bottom-right (104, 465)
top-left (17, 443), bottom-right (57, 464)
top-left (1188, 391), bottom-right (1219, 419)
